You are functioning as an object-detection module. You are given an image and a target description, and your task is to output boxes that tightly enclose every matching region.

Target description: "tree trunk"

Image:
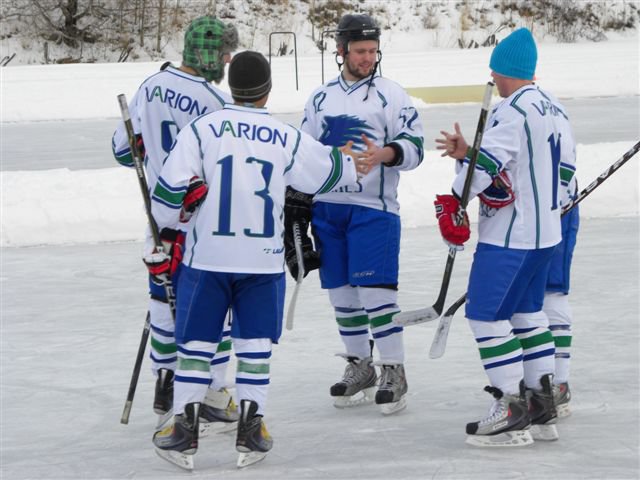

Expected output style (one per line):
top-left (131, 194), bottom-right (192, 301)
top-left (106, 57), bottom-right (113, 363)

top-left (139, 0), bottom-right (146, 47)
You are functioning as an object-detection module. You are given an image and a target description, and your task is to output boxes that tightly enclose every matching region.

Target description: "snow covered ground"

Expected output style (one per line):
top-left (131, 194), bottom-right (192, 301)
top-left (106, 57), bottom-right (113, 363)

top-left (1, 28), bottom-right (639, 480)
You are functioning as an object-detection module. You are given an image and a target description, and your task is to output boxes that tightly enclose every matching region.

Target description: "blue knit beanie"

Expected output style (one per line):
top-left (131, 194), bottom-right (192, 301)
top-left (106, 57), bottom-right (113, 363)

top-left (489, 28), bottom-right (537, 80)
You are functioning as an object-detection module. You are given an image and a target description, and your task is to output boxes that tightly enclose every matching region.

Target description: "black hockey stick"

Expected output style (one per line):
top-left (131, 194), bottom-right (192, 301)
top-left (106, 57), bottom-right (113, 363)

top-left (393, 81), bottom-right (495, 327)
top-left (120, 311), bottom-right (151, 424)
top-left (118, 93), bottom-right (177, 424)
top-left (429, 139), bottom-right (640, 358)
top-left (286, 221), bottom-right (305, 330)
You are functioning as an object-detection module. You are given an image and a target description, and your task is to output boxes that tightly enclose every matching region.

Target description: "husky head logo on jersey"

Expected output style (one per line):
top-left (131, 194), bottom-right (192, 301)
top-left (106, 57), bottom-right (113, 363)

top-left (319, 115), bottom-right (376, 149)
top-left (183, 16), bottom-right (239, 84)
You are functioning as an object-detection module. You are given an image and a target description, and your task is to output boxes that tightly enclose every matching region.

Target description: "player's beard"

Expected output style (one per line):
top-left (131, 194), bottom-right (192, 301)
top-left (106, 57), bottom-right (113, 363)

top-left (344, 58), bottom-right (375, 80)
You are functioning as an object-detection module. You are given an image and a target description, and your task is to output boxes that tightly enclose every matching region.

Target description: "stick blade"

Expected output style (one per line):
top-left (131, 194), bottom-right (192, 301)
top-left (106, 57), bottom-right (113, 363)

top-left (120, 401), bottom-right (132, 424)
top-left (429, 313), bottom-right (454, 359)
top-left (393, 306), bottom-right (441, 326)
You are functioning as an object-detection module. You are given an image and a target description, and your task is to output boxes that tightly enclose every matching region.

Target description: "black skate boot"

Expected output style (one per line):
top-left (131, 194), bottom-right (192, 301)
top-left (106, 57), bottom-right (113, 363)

top-left (153, 402), bottom-right (200, 470)
top-left (153, 368), bottom-right (174, 415)
top-left (466, 382), bottom-right (533, 447)
top-left (528, 373), bottom-right (559, 441)
top-left (375, 363), bottom-right (408, 415)
top-left (330, 355), bottom-right (377, 408)
top-left (235, 399), bottom-right (272, 468)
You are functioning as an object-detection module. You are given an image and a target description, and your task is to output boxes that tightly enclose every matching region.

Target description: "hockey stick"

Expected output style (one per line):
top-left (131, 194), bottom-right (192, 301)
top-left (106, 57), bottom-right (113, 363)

top-left (393, 81), bottom-right (494, 327)
top-left (429, 293), bottom-right (466, 359)
top-left (285, 221), bottom-right (305, 330)
top-left (120, 311), bottom-right (151, 424)
top-left (117, 93), bottom-right (177, 424)
top-left (428, 139), bottom-right (640, 358)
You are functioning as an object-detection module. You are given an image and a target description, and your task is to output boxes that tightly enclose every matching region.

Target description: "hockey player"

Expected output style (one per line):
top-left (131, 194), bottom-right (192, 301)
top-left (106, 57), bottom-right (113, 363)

top-left (544, 177), bottom-right (580, 418)
top-left (285, 13), bottom-right (424, 415)
top-left (149, 51), bottom-right (363, 469)
top-left (111, 16), bottom-right (239, 429)
top-left (435, 27), bottom-right (576, 446)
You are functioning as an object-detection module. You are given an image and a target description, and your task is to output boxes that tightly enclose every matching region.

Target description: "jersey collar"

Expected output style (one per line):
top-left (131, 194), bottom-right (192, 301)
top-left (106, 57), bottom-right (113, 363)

top-left (223, 103), bottom-right (270, 115)
top-left (337, 72), bottom-right (379, 93)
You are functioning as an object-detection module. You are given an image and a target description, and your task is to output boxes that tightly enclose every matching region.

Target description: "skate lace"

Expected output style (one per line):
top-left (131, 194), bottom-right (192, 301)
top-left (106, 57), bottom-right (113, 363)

top-left (342, 359), bottom-right (371, 386)
top-left (378, 366), bottom-right (399, 390)
top-left (478, 398), bottom-right (509, 426)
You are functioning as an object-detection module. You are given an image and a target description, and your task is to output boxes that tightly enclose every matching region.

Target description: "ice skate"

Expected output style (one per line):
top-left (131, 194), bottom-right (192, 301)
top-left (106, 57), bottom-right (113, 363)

top-left (528, 374), bottom-right (559, 441)
top-left (153, 402), bottom-right (200, 470)
top-left (465, 384), bottom-right (533, 447)
top-left (553, 382), bottom-right (571, 419)
top-left (199, 387), bottom-right (239, 436)
top-left (155, 388), bottom-right (239, 438)
top-left (153, 368), bottom-right (174, 415)
top-left (330, 354), bottom-right (377, 408)
top-left (374, 363), bottom-right (408, 415)
top-left (236, 399), bottom-right (272, 468)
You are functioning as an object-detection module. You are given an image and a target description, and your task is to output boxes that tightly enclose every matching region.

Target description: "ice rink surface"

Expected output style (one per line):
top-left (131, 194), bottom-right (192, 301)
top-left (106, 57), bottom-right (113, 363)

top-left (1, 217), bottom-right (638, 480)
top-left (1, 32), bottom-right (639, 479)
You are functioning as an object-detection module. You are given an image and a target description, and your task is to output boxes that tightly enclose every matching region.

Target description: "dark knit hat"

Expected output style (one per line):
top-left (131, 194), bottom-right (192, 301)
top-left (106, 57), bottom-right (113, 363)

top-left (228, 51), bottom-right (272, 102)
top-left (489, 27), bottom-right (537, 80)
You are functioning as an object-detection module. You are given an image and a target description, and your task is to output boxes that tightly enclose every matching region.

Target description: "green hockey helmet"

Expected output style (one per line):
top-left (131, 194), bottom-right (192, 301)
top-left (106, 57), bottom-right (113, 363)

top-left (183, 16), bottom-right (239, 83)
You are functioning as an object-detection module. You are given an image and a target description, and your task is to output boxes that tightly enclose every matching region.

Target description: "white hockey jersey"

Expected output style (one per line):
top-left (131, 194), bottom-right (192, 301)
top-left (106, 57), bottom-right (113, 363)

top-left (453, 85), bottom-right (576, 249)
top-left (152, 104), bottom-right (359, 274)
top-left (112, 65), bottom-right (230, 190)
top-left (301, 73), bottom-right (424, 215)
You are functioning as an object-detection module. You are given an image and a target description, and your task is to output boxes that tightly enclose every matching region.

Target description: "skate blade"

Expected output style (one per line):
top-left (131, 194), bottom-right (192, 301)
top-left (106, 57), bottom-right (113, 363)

top-left (378, 395), bottom-right (407, 415)
top-left (556, 403), bottom-right (571, 419)
top-left (333, 387), bottom-right (376, 408)
top-left (466, 429), bottom-right (534, 447)
top-left (154, 447), bottom-right (194, 470)
top-left (531, 423), bottom-right (559, 441)
top-left (199, 419), bottom-right (237, 437)
top-left (237, 451), bottom-right (267, 468)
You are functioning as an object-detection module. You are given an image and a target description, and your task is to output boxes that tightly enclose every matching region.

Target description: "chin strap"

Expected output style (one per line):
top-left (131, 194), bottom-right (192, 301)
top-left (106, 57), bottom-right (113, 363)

top-left (363, 51), bottom-right (381, 101)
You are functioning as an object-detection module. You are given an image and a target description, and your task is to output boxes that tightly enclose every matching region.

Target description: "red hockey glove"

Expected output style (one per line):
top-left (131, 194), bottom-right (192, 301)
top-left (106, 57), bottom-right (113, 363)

top-left (478, 170), bottom-right (515, 209)
top-left (180, 176), bottom-right (208, 222)
top-left (434, 194), bottom-right (470, 250)
top-left (143, 228), bottom-right (185, 284)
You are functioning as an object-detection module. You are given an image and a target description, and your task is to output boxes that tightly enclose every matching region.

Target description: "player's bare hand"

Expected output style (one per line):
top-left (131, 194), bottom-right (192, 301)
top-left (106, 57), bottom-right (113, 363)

top-left (357, 134), bottom-right (396, 175)
top-left (435, 122), bottom-right (468, 159)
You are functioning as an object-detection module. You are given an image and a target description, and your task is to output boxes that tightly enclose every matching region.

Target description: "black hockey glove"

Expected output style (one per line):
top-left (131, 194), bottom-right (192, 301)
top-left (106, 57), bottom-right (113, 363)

top-left (284, 187), bottom-right (321, 280)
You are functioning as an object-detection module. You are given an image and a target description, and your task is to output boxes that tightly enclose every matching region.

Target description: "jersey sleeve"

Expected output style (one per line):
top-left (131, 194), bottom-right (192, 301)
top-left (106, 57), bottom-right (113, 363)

top-left (452, 109), bottom-right (523, 200)
top-left (111, 90), bottom-right (143, 168)
top-left (386, 87), bottom-right (425, 171)
top-left (559, 133), bottom-right (577, 206)
top-left (150, 123), bottom-right (203, 231)
top-left (300, 89), bottom-right (323, 137)
top-left (285, 129), bottom-right (358, 195)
